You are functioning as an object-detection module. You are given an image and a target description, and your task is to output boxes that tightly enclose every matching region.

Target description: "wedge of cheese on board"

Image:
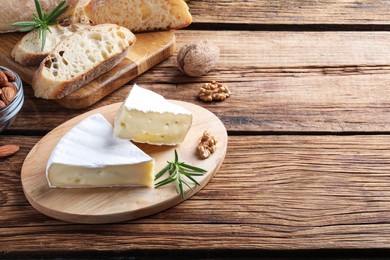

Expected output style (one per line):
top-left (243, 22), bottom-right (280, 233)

top-left (46, 113), bottom-right (155, 188)
top-left (114, 84), bottom-right (192, 145)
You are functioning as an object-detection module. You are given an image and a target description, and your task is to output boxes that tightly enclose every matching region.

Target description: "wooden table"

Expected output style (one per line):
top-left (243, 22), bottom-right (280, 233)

top-left (3, 0), bottom-right (390, 258)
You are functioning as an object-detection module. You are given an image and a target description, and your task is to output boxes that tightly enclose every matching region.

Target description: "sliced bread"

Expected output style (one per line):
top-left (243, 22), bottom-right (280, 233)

top-left (83, 0), bottom-right (192, 32)
top-left (32, 24), bottom-right (135, 99)
top-left (11, 23), bottom-right (90, 66)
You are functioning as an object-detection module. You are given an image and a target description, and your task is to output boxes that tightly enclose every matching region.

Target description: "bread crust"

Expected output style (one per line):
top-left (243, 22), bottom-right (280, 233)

top-left (32, 25), bottom-right (136, 99)
top-left (33, 46), bottom-right (132, 99)
top-left (11, 40), bottom-right (47, 66)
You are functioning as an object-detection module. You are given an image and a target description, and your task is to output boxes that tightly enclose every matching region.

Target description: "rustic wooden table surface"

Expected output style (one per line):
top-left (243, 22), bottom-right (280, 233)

top-left (3, 0), bottom-right (390, 258)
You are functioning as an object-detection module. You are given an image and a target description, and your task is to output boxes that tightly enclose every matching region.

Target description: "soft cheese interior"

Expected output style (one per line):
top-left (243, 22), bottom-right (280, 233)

top-left (48, 163), bottom-right (154, 188)
top-left (114, 84), bottom-right (193, 145)
top-left (47, 113), bottom-right (155, 188)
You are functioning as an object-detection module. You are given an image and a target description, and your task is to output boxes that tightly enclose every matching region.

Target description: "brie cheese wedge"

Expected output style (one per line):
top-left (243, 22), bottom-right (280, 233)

top-left (114, 84), bottom-right (193, 145)
top-left (46, 113), bottom-right (155, 188)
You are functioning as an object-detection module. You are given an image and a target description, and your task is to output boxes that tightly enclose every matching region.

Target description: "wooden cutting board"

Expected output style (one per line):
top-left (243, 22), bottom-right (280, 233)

top-left (0, 31), bottom-right (175, 109)
top-left (21, 101), bottom-right (228, 224)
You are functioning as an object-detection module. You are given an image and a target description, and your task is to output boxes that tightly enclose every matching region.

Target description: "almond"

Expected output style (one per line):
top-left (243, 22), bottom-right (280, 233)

top-left (0, 100), bottom-right (5, 109)
top-left (0, 70), bottom-right (7, 87)
top-left (2, 70), bottom-right (16, 82)
top-left (0, 144), bottom-right (19, 158)
top-left (4, 82), bottom-right (17, 92)
top-left (1, 87), bottom-right (16, 105)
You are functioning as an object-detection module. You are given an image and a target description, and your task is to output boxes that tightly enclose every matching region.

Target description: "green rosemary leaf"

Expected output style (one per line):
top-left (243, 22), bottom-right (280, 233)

top-left (17, 25), bottom-right (37, 32)
top-left (11, 21), bottom-right (37, 26)
top-left (181, 178), bottom-right (194, 191)
top-left (155, 177), bottom-right (175, 189)
top-left (154, 150), bottom-right (206, 198)
top-left (169, 163), bottom-right (176, 178)
top-left (168, 163), bottom-right (175, 176)
top-left (38, 27), bottom-right (43, 39)
top-left (183, 171), bottom-right (205, 176)
top-left (32, 14), bottom-right (40, 25)
top-left (174, 149), bottom-right (178, 163)
top-left (40, 27), bottom-right (45, 38)
top-left (179, 162), bottom-right (207, 172)
top-left (181, 171), bottom-right (201, 186)
top-left (47, 2), bottom-right (69, 23)
top-left (41, 28), bottom-right (46, 51)
top-left (178, 182), bottom-right (184, 198)
top-left (155, 164), bottom-right (170, 181)
top-left (43, 10), bottom-right (48, 21)
top-left (171, 164), bottom-right (179, 178)
top-left (34, 0), bottom-right (43, 20)
top-left (46, 1), bottom-right (65, 20)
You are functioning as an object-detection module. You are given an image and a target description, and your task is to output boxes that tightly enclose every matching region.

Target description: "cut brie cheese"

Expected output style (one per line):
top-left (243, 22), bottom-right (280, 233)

top-left (46, 113), bottom-right (155, 188)
top-left (114, 84), bottom-right (193, 145)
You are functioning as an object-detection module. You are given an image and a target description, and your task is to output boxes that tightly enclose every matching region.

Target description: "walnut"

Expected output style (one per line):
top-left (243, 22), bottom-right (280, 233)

top-left (177, 40), bottom-right (220, 77)
top-left (198, 81), bottom-right (230, 102)
top-left (196, 131), bottom-right (217, 159)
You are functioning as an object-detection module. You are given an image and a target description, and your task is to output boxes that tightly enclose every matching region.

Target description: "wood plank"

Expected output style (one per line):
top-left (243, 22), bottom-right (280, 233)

top-left (8, 31), bottom-right (390, 133)
top-left (4, 223), bottom-right (390, 252)
top-left (188, 0), bottom-right (390, 25)
top-left (4, 135), bottom-right (390, 250)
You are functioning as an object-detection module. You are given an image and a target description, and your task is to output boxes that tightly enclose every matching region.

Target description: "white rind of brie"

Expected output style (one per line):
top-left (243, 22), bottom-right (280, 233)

top-left (114, 84), bottom-right (193, 145)
top-left (46, 113), bottom-right (155, 188)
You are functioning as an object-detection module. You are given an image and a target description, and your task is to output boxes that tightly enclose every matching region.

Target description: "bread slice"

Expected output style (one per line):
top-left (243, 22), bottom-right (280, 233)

top-left (11, 23), bottom-right (90, 66)
top-left (32, 24), bottom-right (135, 99)
top-left (84, 0), bottom-right (192, 32)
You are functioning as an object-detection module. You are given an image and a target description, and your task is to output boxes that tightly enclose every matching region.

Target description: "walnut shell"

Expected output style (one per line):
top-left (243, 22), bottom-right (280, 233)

top-left (177, 40), bottom-right (220, 77)
top-left (198, 81), bottom-right (230, 102)
top-left (196, 131), bottom-right (217, 159)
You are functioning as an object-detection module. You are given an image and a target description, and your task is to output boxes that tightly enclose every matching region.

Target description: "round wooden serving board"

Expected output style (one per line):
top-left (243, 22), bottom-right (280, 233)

top-left (21, 101), bottom-right (227, 224)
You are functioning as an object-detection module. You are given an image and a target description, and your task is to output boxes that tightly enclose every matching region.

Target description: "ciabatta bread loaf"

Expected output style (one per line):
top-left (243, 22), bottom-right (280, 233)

top-left (11, 23), bottom-right (89, 66)
top-left (83, 0), bottom-right (192, 32)
top-left (1, 0), bottom-right (191, 33)
top-left (32, 24), bottom-right (135, 99)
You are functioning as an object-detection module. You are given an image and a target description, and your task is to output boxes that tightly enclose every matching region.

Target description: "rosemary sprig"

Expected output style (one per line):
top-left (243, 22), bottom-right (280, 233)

top-left (155, 150), bottom-right (207, 198)
top-left (11, 0), bottom-right (69, 51)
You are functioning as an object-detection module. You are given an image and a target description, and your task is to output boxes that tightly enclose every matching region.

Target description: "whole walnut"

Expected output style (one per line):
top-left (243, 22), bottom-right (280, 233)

top-left (177, 40), bottom-right (220, 77)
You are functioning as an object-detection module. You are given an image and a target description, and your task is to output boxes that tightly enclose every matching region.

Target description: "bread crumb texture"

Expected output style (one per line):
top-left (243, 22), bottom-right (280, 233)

top-left (42, 24), bottom-right (132, 81)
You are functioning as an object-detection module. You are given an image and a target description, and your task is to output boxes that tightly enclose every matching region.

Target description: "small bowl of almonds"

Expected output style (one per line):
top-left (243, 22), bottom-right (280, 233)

top-left (0, 66), bottom-right (24, 133)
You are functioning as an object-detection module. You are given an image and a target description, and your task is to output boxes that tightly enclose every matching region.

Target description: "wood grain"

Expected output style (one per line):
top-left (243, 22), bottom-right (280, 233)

top-left (188, 0), bottom-right (390, 25)
top-left (0, 31), bottom-right (175, 109)
top-left (4, 135), bottom-right (390, 251)
top-left (8, 30), bottom-right (390, 133)
top-left (3, 1), bottom-right (390, 256)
